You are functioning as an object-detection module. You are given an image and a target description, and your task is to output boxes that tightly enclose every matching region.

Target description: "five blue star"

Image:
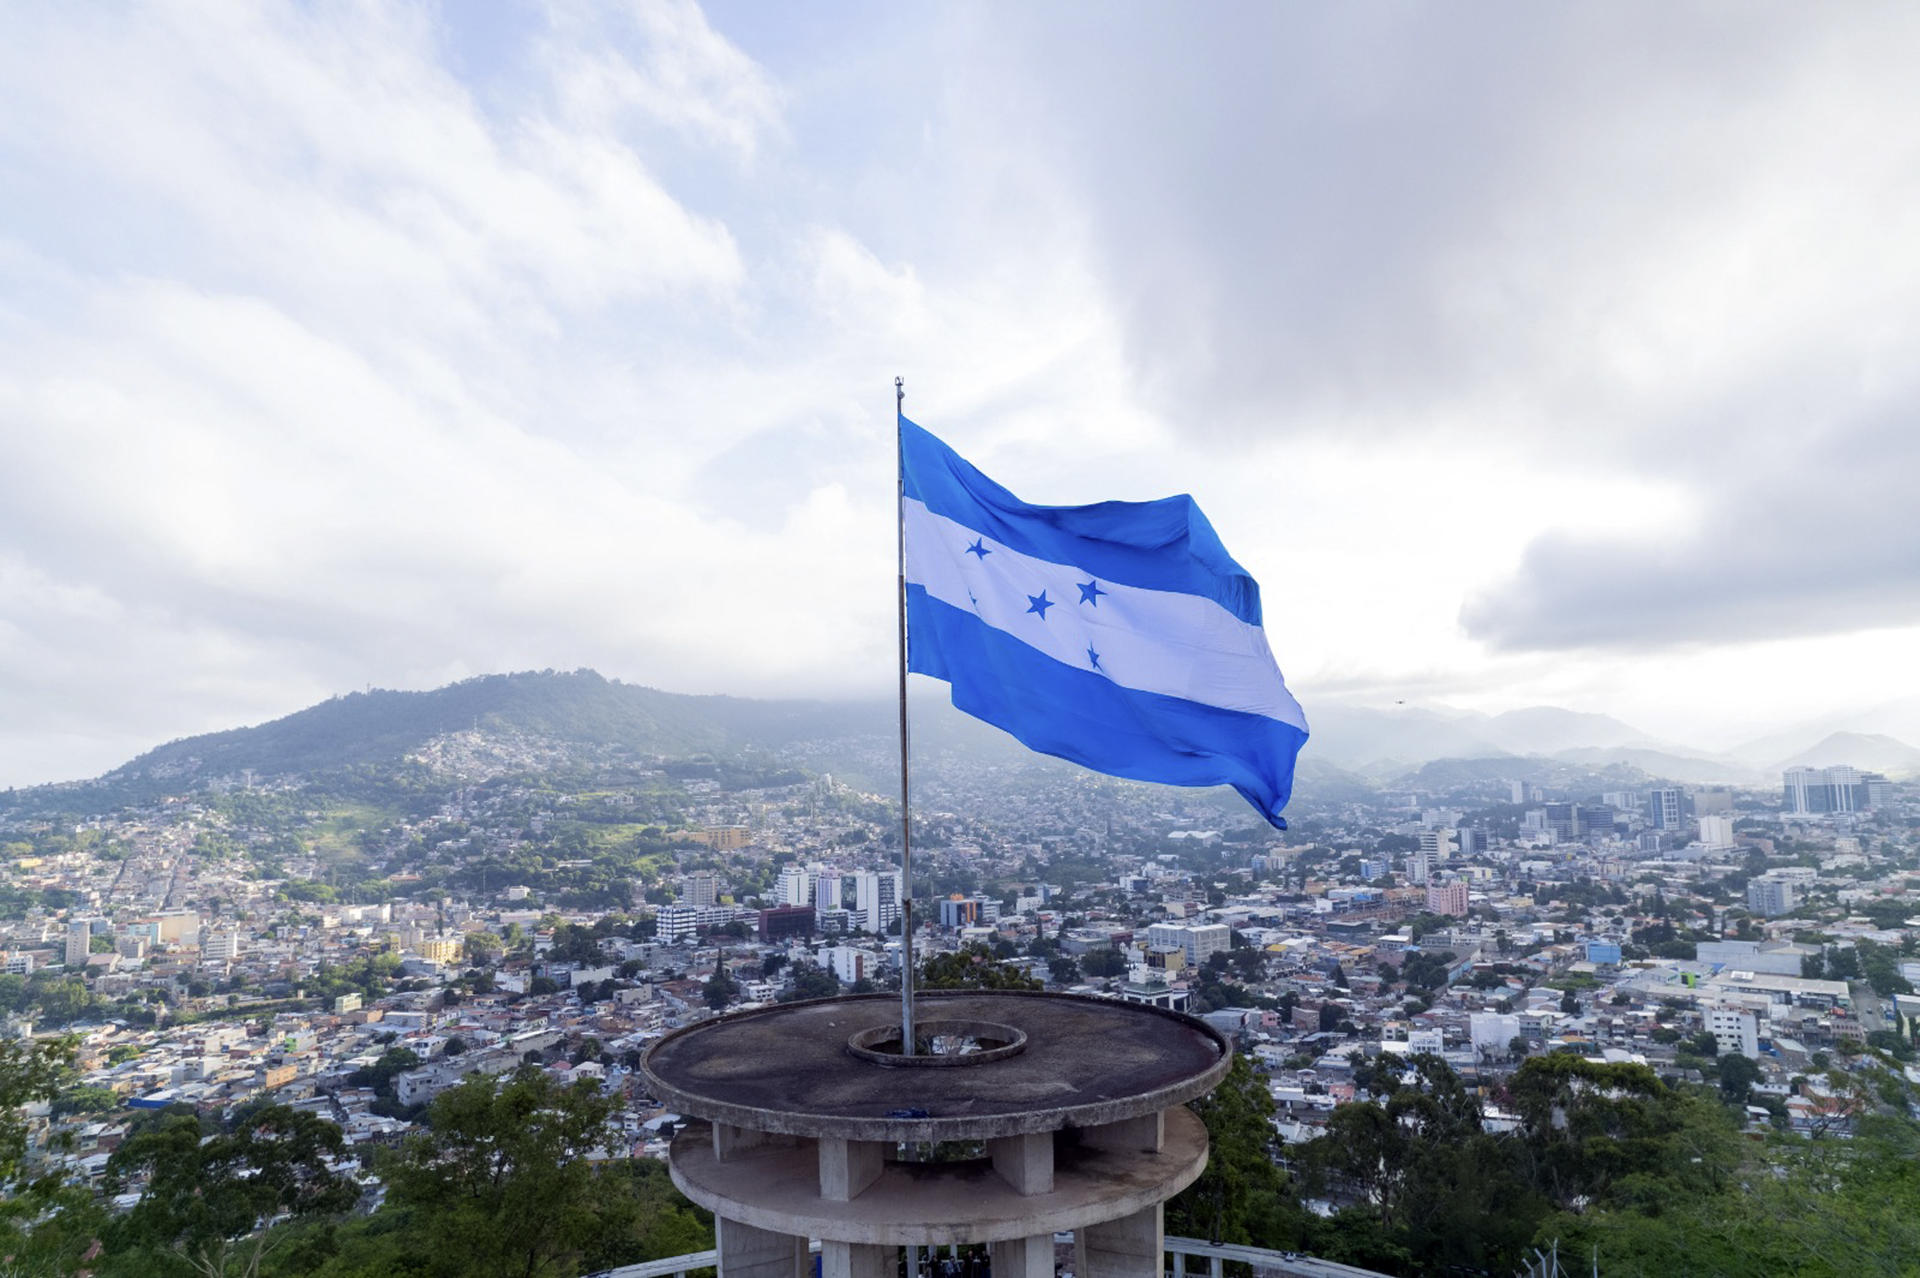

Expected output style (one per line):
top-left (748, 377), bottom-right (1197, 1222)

top-left (1026, 591), bottom-right (1054, 619)
top-left (965, 539), bottom-right (991, 559)
top-left (1077, 579), bottom-right (1106, 606)
top-left (1087, 646), bottom-right (1102, 671)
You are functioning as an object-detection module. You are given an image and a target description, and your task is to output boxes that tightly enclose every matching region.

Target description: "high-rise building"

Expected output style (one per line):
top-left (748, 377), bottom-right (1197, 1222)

top-left (1406, 850), bottom-right (1431, 885)
top-left (1646, 788), bottom-right (1686, 831)
top-left (853, 870), bottom-right (902, 934)
top-left (1783, 765), bottom-right (1889, 815)
top-left (776, 866), bottom-right (816, 908)
top-left (1747, 877), bottom-right (1798, 917)
top-left (64, 919), bottom-right (94, 968)
top-left (680, 870), bottom-right (719, 909)
top-left (1697, 814), bottom-right (1736, 850)
top-left (1426, 880), bottom-right (1470, 917)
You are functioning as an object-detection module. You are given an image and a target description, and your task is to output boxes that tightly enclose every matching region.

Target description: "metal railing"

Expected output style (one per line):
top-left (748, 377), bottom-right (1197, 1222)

top-left (594, 1236), bottom-right (1395, 1278)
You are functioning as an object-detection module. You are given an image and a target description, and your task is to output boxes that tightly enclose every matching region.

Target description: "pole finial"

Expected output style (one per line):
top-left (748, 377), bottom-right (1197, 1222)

top-left (895, 375), bottom-right (904, 409)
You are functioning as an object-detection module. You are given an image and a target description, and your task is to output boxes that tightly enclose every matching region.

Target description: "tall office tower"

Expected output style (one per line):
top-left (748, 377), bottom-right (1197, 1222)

top-left (1418, 828), bottom-right (1456, 860)
top-left (853, 870), bottom-right (902, 934)
top-left (64, 919), bottom-right (94, 968)
top-left (680, 870), bottom-right (719, 909)
top-left (814, 874), bottom-right (845, 912)
top-left (776, 865), bottom-right (815, 908)
top-left (1405, 849), bottom-right (1431, 885)
top-left (1746, 877), bottom-right (1797, 917)
top-left (1646, 788), bottom-right (1685, 831)
top-left (1783, 765), bottom-right (1889, 815)
top-left (1697, 814), bottom-right (1736, 849)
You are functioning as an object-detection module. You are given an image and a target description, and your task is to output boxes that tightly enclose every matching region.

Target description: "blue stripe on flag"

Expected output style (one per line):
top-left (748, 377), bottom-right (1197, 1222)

top-left (907, 586), bottom-right (1305, 825)
top-left (900, 416), bottom-right (1264, 627)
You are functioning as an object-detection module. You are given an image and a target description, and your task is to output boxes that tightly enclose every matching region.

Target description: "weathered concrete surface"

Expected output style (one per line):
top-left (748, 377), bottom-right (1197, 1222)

top-left (1076, 1203), bottom-right (1164, 1278)
top-left (716, 1218), bottom-right (808, 1278)
top-left (987, 1234), bottom-right (1054, 1278)
top-left (666, 1105), bottom-right (1209, 1246)
top-left (820, 1241), bottom-right (892, 1278)
top-left (643, 992), bottom-right (1229, 1141)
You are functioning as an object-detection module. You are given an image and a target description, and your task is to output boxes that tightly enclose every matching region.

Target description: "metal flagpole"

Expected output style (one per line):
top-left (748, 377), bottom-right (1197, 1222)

top-left (895, 375), bottom-right (916, 1055)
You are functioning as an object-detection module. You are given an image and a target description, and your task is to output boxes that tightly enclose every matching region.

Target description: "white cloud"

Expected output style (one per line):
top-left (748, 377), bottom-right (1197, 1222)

top-left (0, 1), bottom-right (1916, 785)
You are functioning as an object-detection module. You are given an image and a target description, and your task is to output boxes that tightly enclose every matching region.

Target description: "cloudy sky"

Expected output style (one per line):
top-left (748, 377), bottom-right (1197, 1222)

top-left (4, 0), bottom-right (1919, 787)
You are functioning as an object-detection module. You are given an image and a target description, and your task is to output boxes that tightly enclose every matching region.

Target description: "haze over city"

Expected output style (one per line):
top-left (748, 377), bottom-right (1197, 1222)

top-left (4, 1), bottom-right (1919, 786)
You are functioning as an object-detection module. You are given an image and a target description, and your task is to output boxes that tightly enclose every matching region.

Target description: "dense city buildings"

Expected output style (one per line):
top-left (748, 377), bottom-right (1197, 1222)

top-left (2, 711), bottom-right (1918, 1273)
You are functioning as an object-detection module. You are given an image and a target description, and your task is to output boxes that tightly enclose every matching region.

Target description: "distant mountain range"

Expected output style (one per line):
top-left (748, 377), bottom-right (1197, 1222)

top-left (7, 670), bottom-right (1916, 815)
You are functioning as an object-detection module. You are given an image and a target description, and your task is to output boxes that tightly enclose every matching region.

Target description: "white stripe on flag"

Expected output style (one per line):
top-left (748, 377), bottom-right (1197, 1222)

top-left (903, 497), bottom-right (1306, 729)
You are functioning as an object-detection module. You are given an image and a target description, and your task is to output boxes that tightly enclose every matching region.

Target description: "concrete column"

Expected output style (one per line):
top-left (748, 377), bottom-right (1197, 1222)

top-left (821, 1240), bottom-right (893, 1278)
top-left (717, 1216), bottom-right (808, 1278)
top-left (819, 1136), bottom-right (888, 1201)
top-left (1075, 1203), bottom-right (1163, 1278)
top-left (988, 1233), bottom-right (1054, 1278)
top-left (714, 1123), bottom-right (778, 1161)
top-left (988, 1131), bottom-right (1054, 1195)
top-left (1081, 1111), bottom-right (1164, 1154)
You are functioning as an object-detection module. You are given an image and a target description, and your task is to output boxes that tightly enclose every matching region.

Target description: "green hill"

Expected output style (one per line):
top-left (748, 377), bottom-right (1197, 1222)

top-left (90, 670), bottom-right (890, 793)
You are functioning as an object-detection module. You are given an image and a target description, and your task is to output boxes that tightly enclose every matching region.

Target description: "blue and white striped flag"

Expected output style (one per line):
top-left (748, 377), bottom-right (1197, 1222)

top-left (901, 415), bottom-right (1309, 828)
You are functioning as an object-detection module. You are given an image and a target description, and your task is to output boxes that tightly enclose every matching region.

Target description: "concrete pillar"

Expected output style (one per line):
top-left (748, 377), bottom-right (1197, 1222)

top-left (988, 1233), bottom-right (1054, 1278)
top-left (821, 1240), bottom-right (893, 1278)
top-left (819, 1136), bottom-right (888, 1201)
top-left (1075, 1203), bottom-right (1163, 1278)
top-left (1209, 1257), bottom-right (1223, 1278)
top-left (1081, 1111), bottom-right (1164, 1154)
top-left (988, 1131), bottom-right (1054, 1195)
top-left (714, 1123), bottom-right (778, 1161)
top-left (717, 1216), bottom-right (808, 1278)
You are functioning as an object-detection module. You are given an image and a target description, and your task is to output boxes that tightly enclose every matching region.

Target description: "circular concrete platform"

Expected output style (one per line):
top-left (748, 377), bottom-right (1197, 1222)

top-left (642, 991), bottom-right (1231, 1142)
top-left (666, 1103), bottom-right (1210, 1246)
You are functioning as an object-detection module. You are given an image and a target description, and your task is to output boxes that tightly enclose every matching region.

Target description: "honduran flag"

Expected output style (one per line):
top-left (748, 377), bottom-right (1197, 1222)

top-left (900, 415), bottom-right (1309, 828)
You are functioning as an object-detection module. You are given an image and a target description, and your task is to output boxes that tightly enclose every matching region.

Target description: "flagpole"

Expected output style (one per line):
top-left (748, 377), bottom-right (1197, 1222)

top-left (894, 375), bottom-right (916, 1055)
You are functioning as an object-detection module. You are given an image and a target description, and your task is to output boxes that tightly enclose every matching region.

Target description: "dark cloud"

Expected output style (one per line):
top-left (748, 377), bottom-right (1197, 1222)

top-left (1463, 410), bottom-right (1920, 649)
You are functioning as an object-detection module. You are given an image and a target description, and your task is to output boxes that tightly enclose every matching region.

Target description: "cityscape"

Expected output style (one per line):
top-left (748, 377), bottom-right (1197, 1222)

top-left (1, 671), bottom-right (1916, 1273)
top-left (4, 3), bottom-right (1920, 1276)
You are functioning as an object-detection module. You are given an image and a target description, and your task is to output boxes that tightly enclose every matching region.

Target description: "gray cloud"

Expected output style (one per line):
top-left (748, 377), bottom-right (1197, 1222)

top-left (1463, 408), bottom-right (1920, 649)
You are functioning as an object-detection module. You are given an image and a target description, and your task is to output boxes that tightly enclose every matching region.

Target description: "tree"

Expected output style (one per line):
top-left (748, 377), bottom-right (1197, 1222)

top-left (1167, 1054), bottom-right (1299, 1246)
top-left (1717, 1052), bottom-right (1761, 1107)
top-left (0, 1036), bottom-right (72, 1184)
top-left (1082, 948), bottom-right (1128, 979)
top-left (702, 968), bottom-right (741, 1011)
top-left (106, 1105), bottom-right (358, 1278)
top-left (781, 963), bottom-right (839, 1002)
top-left (921, 944), bottom-right (1041, 991)
top-left (1048, 955), bottom-right (1081, 985)
top-left (380, 1067), bottom-right (629, 1278)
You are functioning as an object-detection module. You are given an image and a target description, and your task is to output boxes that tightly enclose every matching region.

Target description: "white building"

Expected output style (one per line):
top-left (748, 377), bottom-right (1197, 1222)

top-left (1697, 814), bottom-right (1736, 850)
top-left (1706, 1006), bottom-right (1759, 1059)
top-left (1470, 1012), bottom-right (1521, 1058)
top-left (775, 866), bottom-right (816, 909)
top-left (1144, 923), bottom-right (1230, 968)
top-left (819, 945), bottom-right (877, 985)
top-left (655, 905), bottom-right (699, 945)
top-left (1747, 876), bottom-right (1798, 917)
top-left (852, 871), bottom-right (902, 934)
top-left (201, 930), bottom-right (246, 964)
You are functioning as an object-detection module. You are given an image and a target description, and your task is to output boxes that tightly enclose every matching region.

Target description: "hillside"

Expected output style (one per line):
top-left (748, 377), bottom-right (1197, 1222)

top-left (98, 670), bottom-right (890, 790)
